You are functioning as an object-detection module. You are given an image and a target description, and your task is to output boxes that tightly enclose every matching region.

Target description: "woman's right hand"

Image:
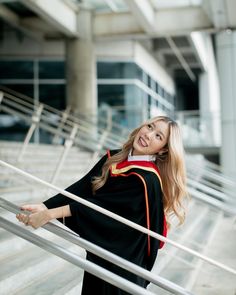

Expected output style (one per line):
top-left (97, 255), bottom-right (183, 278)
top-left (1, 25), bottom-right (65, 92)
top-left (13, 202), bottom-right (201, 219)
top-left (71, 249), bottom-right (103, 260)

top-left (20, 203), bottom-right (47, 214)
top-left (16, 203), bottom-right (50, 229)
top-left (16, 203), bottom-right (48, 228)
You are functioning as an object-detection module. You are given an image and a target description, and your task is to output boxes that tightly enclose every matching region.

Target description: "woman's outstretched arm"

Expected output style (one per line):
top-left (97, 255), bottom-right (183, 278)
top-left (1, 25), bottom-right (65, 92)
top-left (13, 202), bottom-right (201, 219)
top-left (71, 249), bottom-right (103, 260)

top-left (16, 204), bottom-right (71, 229)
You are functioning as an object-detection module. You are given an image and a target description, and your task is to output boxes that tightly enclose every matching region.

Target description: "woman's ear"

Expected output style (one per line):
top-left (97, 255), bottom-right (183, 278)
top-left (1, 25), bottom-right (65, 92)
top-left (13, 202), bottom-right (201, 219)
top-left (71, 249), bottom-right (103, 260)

top-left (158, 148), bottom-right (168, 155)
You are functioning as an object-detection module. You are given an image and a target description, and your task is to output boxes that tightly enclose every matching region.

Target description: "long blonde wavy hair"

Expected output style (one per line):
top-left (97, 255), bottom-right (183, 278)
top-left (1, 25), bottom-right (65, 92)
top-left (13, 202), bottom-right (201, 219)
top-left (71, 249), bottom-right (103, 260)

top-left (92, 116), bottom-right (188, 225)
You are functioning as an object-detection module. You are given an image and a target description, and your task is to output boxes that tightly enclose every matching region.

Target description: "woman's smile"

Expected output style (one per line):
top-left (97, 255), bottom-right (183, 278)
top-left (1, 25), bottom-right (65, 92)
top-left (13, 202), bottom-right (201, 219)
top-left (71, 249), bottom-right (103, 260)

top-left (138, 137), bottom-right (148, 147)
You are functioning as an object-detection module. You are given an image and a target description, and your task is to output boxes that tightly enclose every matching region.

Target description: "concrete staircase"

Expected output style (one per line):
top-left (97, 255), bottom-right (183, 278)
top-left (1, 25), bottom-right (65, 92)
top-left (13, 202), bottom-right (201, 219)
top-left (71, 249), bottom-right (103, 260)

top-left (0, 140), bottom-right (92, 295)
top-left (1, 141), bottom-right (236, 295)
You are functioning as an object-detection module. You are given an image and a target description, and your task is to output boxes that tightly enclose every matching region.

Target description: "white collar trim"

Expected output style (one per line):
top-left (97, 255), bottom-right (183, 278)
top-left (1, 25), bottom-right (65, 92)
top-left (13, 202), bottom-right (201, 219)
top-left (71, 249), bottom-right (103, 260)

top-left (128, 150), bottom-right (156, 162)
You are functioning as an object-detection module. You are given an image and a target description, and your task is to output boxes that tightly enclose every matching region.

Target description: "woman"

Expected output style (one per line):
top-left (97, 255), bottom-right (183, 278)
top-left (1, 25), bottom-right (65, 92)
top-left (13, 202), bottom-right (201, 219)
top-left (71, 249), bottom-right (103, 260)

top-left (16, 116), bottom-right (188, 295)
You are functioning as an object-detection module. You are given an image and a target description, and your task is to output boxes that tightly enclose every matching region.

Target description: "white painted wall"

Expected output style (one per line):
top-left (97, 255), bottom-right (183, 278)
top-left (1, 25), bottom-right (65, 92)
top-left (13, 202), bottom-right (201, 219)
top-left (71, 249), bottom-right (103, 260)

top-left (195, 32), bottom-right (221, 146)
top-left (0, 33), bottom-right (64, 58)
top-left (216, 31), bottom-right (236, 181)
top-left (96, 40), bottom-right (175, 94)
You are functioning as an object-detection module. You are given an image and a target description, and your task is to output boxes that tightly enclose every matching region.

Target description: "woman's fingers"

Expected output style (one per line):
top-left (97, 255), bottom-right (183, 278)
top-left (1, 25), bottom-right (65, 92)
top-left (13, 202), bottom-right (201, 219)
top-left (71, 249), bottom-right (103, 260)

top-left (21, 204), bottom-right (47, 213)
top-left (16, 210), bottom-right (49, 229)
top-left (16, 213), bottom-right (29, 225)
top-left (20, 204), bottom-right (33, 211)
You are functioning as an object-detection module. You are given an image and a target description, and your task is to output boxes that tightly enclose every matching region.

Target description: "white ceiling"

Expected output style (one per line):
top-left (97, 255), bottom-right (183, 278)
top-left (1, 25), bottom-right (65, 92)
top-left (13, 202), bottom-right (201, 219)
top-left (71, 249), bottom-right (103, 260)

top-left (1, 0), bottom-right (236, 80)
top-left (150, 0), bottom-right (202, 9)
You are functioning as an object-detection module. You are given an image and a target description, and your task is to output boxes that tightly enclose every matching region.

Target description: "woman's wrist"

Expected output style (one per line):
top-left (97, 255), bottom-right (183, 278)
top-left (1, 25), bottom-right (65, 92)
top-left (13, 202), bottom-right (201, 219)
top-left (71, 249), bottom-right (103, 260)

top-left (47, 205), bottom-right (71, 221)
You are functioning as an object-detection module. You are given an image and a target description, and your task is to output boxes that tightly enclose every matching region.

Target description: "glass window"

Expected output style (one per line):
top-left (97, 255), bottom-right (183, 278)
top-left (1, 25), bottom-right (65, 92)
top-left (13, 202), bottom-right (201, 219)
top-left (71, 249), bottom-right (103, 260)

top-left (147, 75), bottom-right (152, 88)
top-left (155, 82), bottom-right (159, 94)
top-left (142, 71), bottom-right (148, 85)
top-left (39, 61), bottom-right (65, 79)
top-left (0, 83), bottom-right (34, 97)
top-left (0, 61), bottom-right (33, 79)
top-left (97, 62), bottom-right (142, 80)
top-left (159, 85), bottom-right (164, 97)
top-left (98, 84), bottom-right (125, 107)
top-left (39, 84), bottom-right (66, 110)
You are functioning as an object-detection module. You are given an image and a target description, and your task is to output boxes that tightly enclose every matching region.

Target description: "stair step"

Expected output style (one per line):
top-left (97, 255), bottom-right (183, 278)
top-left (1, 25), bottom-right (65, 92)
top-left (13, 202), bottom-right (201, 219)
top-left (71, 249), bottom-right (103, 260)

top-left (0, 219), bottom-right (85, 295)
top-left (12, 263), bottom-right (83, 295)
top-left (149, 205), bottom-right (222, 293)
top-left (190, 215), bottom-right (236, 295)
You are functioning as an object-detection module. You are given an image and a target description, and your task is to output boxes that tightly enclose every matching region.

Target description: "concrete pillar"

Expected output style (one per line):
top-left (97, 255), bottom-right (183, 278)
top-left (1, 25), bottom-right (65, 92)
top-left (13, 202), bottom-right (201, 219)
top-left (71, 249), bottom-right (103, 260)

top-left (66, 8), bottom-right (97, 116)
top-left (216, 31), bottom-right (236, 181)
top-left (199, 34), bottom-right (221, 147)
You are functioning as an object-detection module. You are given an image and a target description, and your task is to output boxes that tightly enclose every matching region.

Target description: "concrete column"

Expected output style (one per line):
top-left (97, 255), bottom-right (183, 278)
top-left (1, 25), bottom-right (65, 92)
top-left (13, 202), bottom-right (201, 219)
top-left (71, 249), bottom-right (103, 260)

top-left (199, 34), bottom-right (221, 147)
top-left (216, 31), bottom-right (236, 181)
top-left (66, 8), bottom-right (97, 116)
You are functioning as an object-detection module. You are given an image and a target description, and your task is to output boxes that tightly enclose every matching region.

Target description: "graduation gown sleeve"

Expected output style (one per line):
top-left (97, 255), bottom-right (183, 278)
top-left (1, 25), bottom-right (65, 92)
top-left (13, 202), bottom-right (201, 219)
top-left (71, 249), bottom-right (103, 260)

top-left (43, 153), bottom-right (108, 227)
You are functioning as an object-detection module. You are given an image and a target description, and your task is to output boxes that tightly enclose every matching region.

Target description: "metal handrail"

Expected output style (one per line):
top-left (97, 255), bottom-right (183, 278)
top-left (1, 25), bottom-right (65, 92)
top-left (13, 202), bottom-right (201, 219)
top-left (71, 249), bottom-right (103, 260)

top-left (187, 187), bottom-right (236, 215)
top-left (1, 88), bottom-right (129, 143)
top-left (0, 91), bottom-right (124, 153)
top-left (0, 197), bottom-right (193, 295)
top-left (0, 85), bottom-right (129, 133)
top-left (1, 90), bottom-right (236, 212)
top-left (0, 159), bottom-right (235, 276)
top-left (187, 178), bottom-right (234, 204)
top-left (5, 89), bottom-right (234, 181)
top-left (186, 160), bottom-right (236, 189)
top-left (0, 217), bottom-right (155, 295)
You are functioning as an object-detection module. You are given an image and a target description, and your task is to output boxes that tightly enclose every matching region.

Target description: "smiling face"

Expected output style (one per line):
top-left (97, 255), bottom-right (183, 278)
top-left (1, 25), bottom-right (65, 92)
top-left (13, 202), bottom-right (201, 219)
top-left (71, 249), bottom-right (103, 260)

top-left (132, 120), bottom-right (170, 156)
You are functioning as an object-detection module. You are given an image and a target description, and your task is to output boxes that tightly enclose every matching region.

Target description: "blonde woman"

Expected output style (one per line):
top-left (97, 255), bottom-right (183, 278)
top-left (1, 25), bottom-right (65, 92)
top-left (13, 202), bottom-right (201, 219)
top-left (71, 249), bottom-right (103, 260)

top-left (17, 116), bottom-right (188, 295)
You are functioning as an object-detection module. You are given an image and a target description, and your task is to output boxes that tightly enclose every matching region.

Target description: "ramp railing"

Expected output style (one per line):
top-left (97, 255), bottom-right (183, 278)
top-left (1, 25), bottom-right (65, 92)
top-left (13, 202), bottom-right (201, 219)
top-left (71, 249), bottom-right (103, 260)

top-left (0, 159), bottom-right (235, 277)
top-left (0, 197), bottom-right (193, 295)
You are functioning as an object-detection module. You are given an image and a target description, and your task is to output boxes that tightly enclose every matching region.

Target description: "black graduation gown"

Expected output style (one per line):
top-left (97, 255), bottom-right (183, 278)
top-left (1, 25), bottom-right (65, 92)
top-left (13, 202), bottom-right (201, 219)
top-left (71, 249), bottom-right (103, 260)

top-left (43, 150), bottom-right (167, 295)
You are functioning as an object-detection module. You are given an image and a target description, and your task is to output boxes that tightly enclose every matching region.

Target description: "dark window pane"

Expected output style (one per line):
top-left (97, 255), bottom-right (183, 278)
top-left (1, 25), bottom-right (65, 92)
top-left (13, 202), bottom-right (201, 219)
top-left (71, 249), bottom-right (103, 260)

top-left (147, 75), bottom-right (152, 88)
top-left (97, 62), bottom-right (142, 79)
top-left (39, 61), bottom-right (65, 79)
top-left (155, 82), bottom-right (159, 93)
top-left (0, 61), bottom-right (33, 79)
top-left (0, 83), bottom-right (34, 97)
top-left (98, 84), bottom-right (125, 106)
top-left (39, 84), bottom-right (65, 110)
top-left (159, 85), bottom-right (164, 97)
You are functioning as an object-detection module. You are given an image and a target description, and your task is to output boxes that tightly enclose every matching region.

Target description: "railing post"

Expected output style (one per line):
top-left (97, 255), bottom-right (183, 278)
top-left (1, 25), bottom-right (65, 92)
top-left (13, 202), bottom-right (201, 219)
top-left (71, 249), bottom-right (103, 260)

top-left (0, 91), bottom-right (3, 104)
top-left (52, 105), bottom-right (71, 145)
top-left (17, 103), bottom-right (44, 162)
top-left (49, 123), bottom-right (78, 187)
top-left (92, 105), bottom-right (113, 162)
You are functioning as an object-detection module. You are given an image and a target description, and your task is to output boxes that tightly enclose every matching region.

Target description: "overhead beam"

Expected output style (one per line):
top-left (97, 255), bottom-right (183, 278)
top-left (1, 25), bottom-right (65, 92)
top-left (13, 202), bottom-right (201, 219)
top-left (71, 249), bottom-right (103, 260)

top-left (189, 32), bottom-right (208, 72)
top-left (0, 3), bottom-right (43, 40)
top-left (20, 0), bottom-right (79, 37)
top-left (94, 7), bottom-right (213, 39)
top-left (166, 36), bottom-right (196, 82)
top-left (0, 3), bottom-right (19, 25)
top-left (202, 0), bottom-right (228, 29)
top-left (104, 0), bottom-right (120, 12)
top-left (124, 0), bottom-right (155, 33)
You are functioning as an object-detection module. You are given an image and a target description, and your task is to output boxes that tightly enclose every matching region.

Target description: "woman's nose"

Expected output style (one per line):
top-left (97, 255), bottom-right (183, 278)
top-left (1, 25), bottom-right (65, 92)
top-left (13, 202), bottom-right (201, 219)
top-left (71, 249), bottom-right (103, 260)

top-left (144, 132), bottom-right (152, 140)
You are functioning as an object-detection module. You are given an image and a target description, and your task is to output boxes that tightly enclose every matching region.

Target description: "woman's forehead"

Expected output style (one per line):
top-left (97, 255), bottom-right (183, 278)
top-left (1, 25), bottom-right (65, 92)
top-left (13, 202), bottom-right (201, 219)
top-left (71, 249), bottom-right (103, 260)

top-left (152, 119), bottom-right (169, 128)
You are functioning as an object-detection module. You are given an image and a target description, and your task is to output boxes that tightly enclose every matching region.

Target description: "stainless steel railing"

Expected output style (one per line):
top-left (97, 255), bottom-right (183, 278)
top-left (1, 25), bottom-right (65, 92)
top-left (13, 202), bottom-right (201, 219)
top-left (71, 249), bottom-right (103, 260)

top-left (0, 217), bottom-right (155, 295)
top-left (0, 159), bottom-right (235, 276)
top-left (1, 89), bottom-right (236, 215)
top-left (0, 197), bottom-right (193, 295)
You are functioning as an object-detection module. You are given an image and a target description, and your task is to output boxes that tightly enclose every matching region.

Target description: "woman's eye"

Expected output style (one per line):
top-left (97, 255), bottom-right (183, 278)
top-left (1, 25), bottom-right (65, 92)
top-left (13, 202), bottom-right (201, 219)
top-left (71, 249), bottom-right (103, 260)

top-left (156, 134), bottom-right (162, 140)
top-left (147, 124), bottom-right (152, 129)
